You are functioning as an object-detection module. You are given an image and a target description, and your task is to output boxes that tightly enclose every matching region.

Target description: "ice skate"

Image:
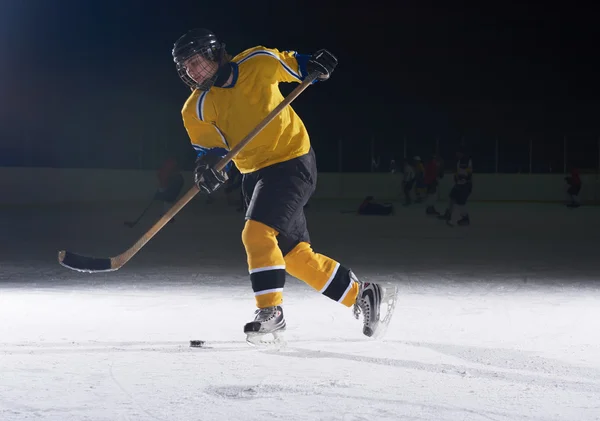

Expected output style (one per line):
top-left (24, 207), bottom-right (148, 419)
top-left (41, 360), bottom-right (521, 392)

top-left (352, 273), bottom-right (398, 339)
top-left (243, 306), bottom-right (286, 347)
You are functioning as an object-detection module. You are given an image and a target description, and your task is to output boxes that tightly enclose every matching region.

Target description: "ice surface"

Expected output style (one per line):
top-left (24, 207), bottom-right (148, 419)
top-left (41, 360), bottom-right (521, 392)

top-left (1, 199), bottom-right (600, 420)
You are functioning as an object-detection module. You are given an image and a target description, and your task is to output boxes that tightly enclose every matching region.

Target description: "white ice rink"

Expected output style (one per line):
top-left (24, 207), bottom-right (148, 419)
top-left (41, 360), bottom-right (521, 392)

top-left (1, 199), bottom-right (599, 421)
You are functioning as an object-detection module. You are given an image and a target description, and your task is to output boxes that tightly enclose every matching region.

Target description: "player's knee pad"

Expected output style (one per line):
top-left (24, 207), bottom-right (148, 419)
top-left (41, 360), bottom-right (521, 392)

top-left (241, 219), bottom-right (285, 270)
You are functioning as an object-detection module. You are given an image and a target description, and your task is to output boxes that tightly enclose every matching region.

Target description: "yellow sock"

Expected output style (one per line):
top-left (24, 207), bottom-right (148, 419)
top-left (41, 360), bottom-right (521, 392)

top-left (284, 242), bottom-right (358, 307)
top-left (241, 220), bottom-right (285, 308)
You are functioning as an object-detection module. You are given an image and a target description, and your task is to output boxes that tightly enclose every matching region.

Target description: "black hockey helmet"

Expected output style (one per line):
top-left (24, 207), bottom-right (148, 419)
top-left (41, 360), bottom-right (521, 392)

top-left (172, 28), bottom-right (227, 91)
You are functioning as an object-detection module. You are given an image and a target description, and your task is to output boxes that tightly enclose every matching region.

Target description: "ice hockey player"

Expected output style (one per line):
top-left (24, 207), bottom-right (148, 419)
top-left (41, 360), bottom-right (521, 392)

top-left (424, 154), bottom-right (443, 216)
top-left (413, 156), bottom-right (426, 202)
top-left (172, 29), bottom-right (396, 344)
top-left (439, 149), bottom-right (472, 226)
top-left (401, 158), bottom-right (416, 205)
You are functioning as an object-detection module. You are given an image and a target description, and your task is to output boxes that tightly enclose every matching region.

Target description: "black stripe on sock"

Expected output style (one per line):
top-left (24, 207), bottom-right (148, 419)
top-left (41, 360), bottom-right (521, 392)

top-left (251, 269), bottom-right (286, 293)
top-left (322, 265), bottom-right (351, 302)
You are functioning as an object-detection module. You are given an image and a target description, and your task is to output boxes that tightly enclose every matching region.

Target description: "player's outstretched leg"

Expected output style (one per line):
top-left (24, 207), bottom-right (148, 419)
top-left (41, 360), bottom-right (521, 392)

top-left (244, 306), bottom-right (286, 346)
top-left (284, 242), bottom-right (398, 339)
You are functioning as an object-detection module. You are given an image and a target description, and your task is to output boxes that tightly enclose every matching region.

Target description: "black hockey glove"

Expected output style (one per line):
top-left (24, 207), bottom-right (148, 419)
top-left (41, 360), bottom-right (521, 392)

top-left (307, 49), bottom-right (338, 81)
top-left (194, 154), bottom-right (228, 194)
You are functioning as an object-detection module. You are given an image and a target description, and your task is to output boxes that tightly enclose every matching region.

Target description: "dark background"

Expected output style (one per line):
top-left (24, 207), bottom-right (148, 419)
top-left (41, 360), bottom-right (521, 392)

top-left (1, 0), bottom-right (599, 172)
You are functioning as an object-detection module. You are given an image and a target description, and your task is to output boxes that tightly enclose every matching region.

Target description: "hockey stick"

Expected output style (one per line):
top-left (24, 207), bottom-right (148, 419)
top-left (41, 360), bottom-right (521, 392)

top-left (58, 72), bottom-right (320, 273)
top-left (124, 197), bottom-right (155, 228)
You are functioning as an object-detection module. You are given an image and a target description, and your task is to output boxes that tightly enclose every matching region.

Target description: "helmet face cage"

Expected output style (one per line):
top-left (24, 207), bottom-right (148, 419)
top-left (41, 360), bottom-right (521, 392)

top-left (173, 34), bottom-right (226, 91)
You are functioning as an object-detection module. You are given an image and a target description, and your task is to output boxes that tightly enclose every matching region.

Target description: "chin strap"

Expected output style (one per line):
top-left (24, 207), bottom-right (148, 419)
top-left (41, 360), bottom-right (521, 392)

top-left (213, 63), bottom-right (233, 87)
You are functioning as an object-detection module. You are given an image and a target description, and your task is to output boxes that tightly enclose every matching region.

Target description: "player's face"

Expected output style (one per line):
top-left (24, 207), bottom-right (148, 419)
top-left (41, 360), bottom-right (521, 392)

top-left (183, 54), bottom-right (219, 85)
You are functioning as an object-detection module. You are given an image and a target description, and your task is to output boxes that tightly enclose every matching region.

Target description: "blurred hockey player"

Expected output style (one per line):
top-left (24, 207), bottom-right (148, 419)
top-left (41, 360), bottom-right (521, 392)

top-left (565, 168), bottom-right (582, 208)
top-left (413, 156), bottom-right (426, 202)
top-left (401, 158), bottom-right (415, 205)
top-left (424, 154), bottom-right (443, 216)
top-left (172, 29), bottom-right (396, 344)
top-left (155, 157), bottom-right (184, 220)
top-left (441, 150), bottom-right (472, 226)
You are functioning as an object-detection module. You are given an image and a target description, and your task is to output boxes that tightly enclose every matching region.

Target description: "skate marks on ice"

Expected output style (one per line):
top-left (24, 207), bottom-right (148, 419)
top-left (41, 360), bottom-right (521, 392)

top-left (266, 340), bottom-right (600, 395)
top-left (3, 339), bottom-right (599, 421)
top-left (0, 340), bottom-right (259, 355)
top-left (204, 383), bottom-right (526, 421)
top-left (10, 338), bottom-right (600, 395)
top-left (4, 337), bottom-right (600, 395)
top-left (47, 337), bottom-right (597, 395)
top-left (109, 361), bottom-right (167, 421)
top-left (405, 341), bottom-right (600, 380)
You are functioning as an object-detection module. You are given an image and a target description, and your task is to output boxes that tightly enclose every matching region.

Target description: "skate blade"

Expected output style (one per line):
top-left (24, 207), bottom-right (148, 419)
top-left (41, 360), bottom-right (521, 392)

top-left (245, 331), bottom-right (286, 349)
top-left (372, 285), bottom-right (399, 340)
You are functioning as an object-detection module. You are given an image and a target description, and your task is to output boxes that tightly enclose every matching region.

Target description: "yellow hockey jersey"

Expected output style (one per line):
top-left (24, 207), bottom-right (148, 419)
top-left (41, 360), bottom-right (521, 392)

top-left (181, 46), bottom-right (313, 173)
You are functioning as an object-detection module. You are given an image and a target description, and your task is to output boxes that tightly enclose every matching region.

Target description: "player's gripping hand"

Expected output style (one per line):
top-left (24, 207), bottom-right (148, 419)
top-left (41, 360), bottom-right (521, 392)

top-left (194, 154), bottom-right (228, 194)
top-left (307, 49), bottom-right (337, 81)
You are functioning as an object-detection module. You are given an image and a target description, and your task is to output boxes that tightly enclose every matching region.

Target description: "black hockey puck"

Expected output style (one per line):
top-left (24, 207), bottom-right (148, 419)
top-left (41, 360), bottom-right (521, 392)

top-left (190, 340), bottom-right (205, 348)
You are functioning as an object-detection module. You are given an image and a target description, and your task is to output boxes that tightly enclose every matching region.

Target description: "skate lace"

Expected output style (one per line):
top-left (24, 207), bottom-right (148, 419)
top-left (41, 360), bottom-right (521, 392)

top-left (254, 307), bottom-right (277, 322)
top-left (353, 298), bottom-right (370, 323)
top-left (353, 302), bottom-right (361, 319)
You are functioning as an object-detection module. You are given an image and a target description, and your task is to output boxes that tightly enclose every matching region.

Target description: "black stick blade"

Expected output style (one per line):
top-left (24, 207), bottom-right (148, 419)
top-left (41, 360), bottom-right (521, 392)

top-left (58, 250), bottom-right (116, 273)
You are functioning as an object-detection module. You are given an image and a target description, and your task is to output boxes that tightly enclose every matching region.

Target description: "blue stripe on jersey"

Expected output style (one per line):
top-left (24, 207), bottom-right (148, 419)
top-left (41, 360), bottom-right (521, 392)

top-left (213, 125), bottom-right (230, 149)
top-left (236, 50), bottom-right (302, 81)
top-left (196, 91), bottom-right (209, 121)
